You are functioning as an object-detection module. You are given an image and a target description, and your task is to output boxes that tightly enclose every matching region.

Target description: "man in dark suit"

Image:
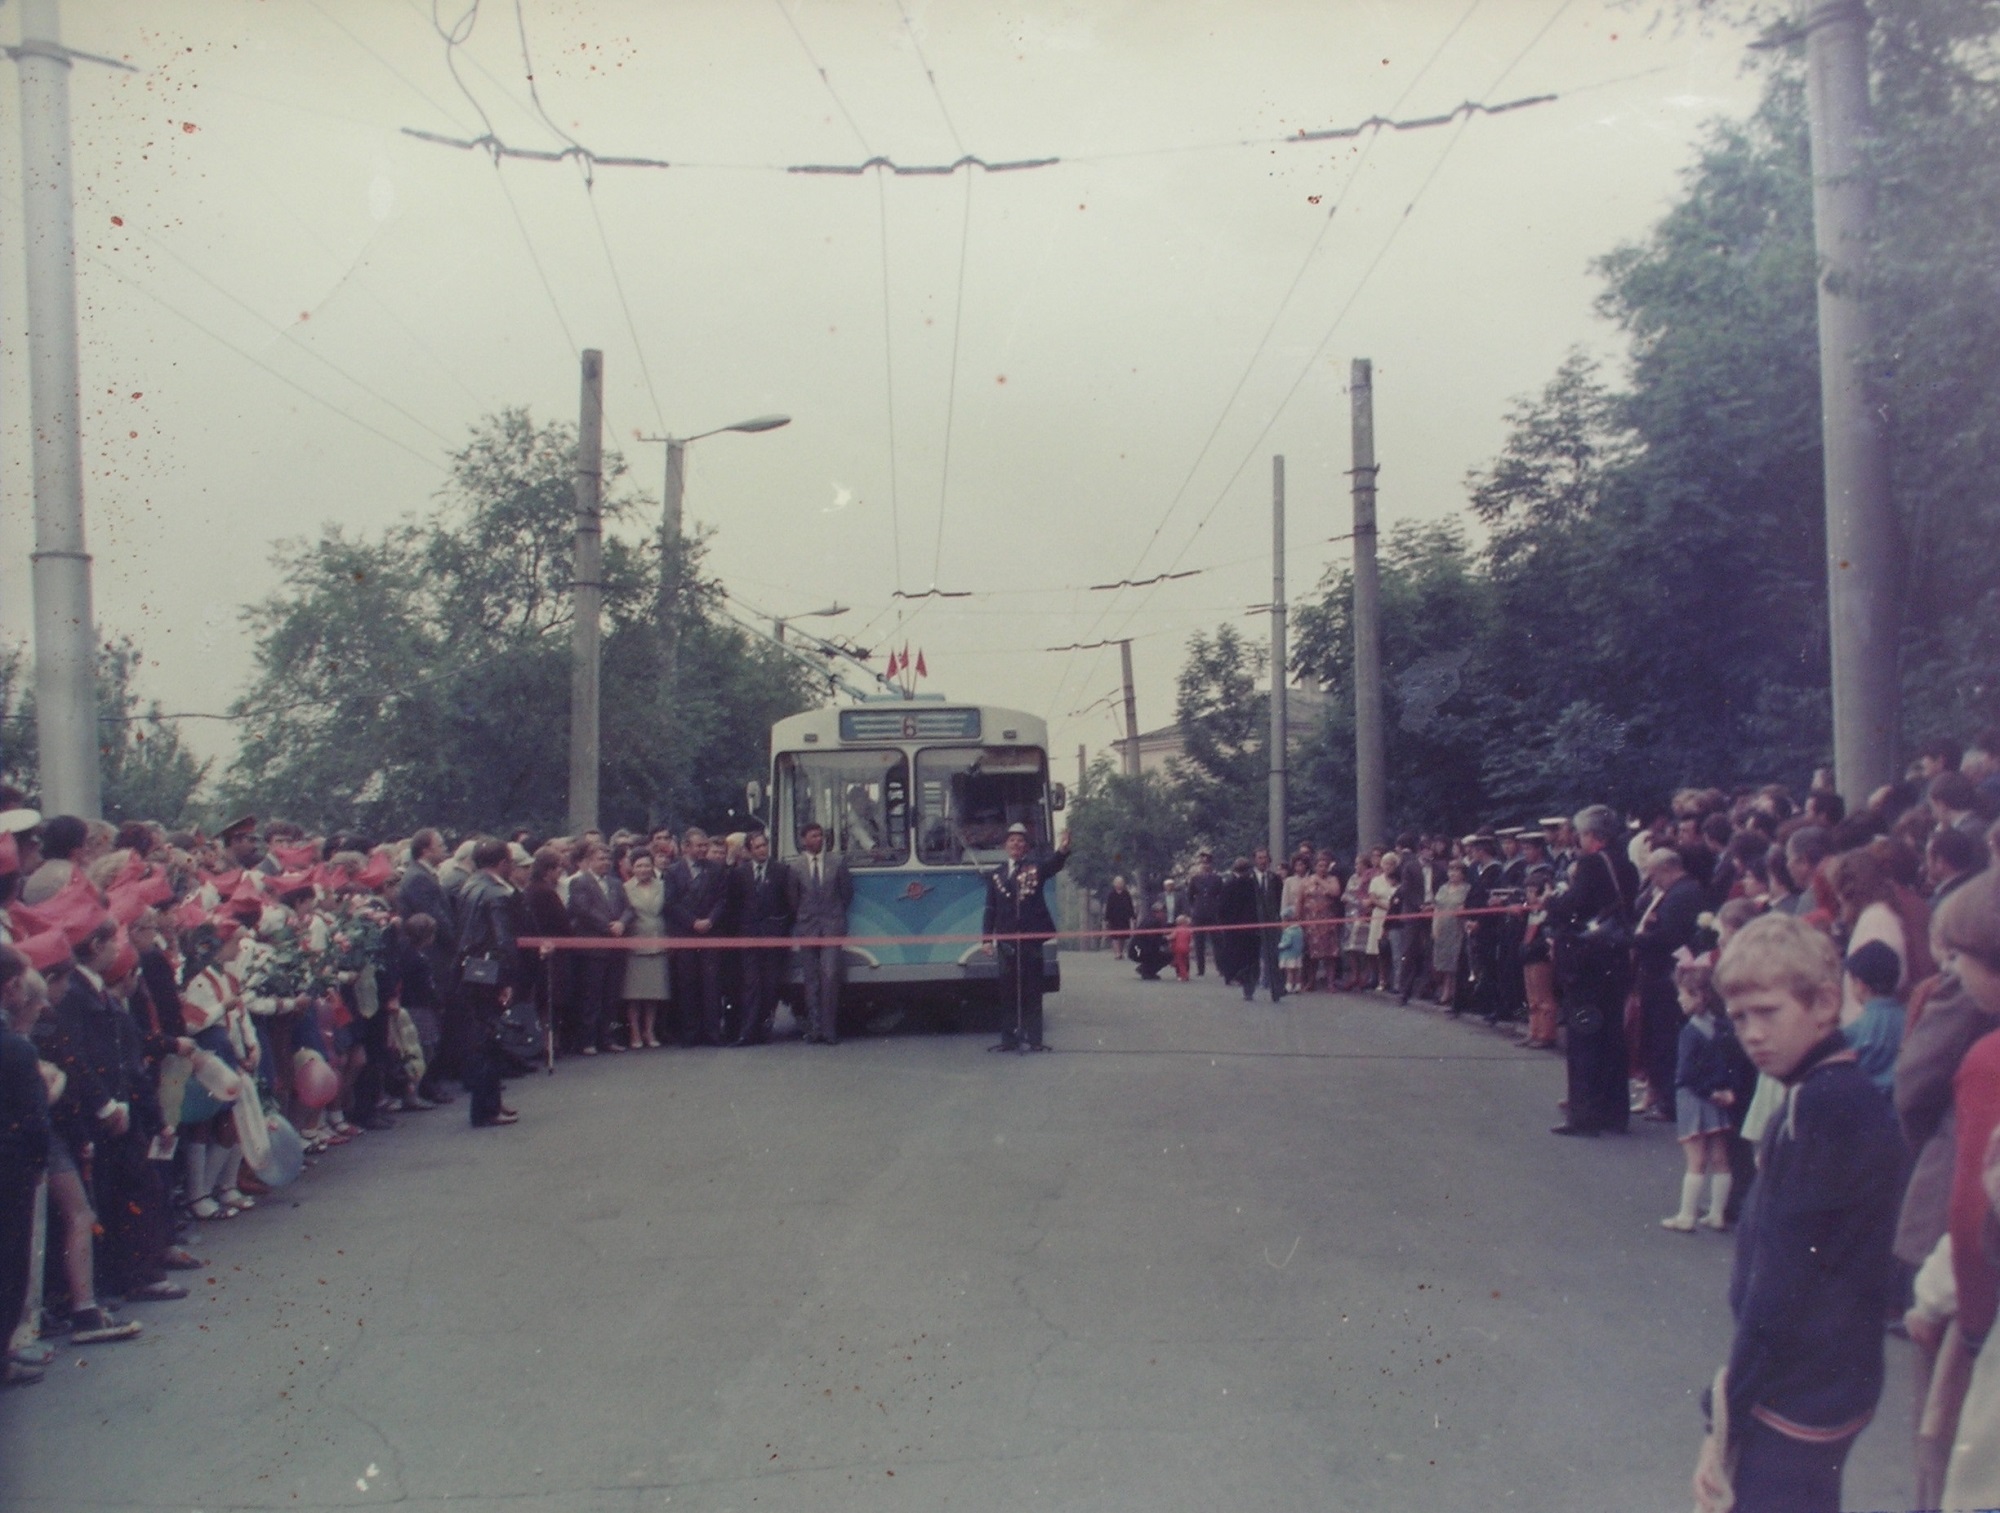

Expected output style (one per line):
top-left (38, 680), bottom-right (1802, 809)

top-left (565, 842), bottom-right (625, 1054)
top-left (453, 839), bottom-right (523, 1127)
top-left (1631, 845), bottom-right (1707, 1120)
top-left (396, 828), bottom-right (461, 1101)
top-left (663, 829), bottom-right (727, 1046)
top-left (981, 821), bottom-right (1071, 1052)
top-left (730, 831), bottom-right (793, 1045)
top-left (1244, 845), bottom-right (1286, 1003)
top-left (1460, 834), bottom-right (1503, 1019)
top-left (787, 822), bottom-right (853, 1044)
top-left (1186, 851), bottom-right (1224, 977)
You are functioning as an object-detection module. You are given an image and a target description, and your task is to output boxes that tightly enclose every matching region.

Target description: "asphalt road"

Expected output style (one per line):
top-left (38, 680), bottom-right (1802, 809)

top-left (1, 950), bottom-right (1919, 1513)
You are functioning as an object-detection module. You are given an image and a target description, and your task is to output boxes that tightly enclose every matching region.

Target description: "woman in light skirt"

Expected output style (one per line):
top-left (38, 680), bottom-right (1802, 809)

top-left (618, 851), bottom-right (670, 1049)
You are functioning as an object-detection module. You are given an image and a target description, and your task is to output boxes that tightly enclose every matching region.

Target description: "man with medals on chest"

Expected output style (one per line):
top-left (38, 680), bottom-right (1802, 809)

top-left (982, 821), bottom-right (1072, 1054)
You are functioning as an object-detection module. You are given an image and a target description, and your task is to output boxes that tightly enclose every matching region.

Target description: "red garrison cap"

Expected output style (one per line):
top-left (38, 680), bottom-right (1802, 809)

top-left (15, 927), bottom-right (72, 974)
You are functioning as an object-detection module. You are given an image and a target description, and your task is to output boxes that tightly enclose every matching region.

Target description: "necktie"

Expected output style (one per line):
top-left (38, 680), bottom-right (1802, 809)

top-left (755, 864), bottom-right (765, 885)
top-left (813, 857), bottom-right (821, 886)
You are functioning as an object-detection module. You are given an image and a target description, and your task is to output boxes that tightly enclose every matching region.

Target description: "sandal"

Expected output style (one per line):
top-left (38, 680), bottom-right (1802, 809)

top-left (190, 1196), bottom-right (230, 1221)
top-left (220, 1189), bottom-right (256, 1212)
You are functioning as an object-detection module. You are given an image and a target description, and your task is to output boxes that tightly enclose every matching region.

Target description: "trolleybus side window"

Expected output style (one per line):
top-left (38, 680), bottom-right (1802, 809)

top-left (778, 750), bottom-right (909, 867)
top-left (916, 747), bottom-right (1049, 865)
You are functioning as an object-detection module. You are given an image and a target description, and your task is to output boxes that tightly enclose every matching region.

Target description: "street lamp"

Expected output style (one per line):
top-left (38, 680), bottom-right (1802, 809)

top-left (637, 415), bottom-right (792, 696)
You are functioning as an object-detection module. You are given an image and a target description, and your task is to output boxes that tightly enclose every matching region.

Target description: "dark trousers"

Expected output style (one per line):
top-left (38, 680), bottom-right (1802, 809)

top-left (1638, 971), bottom-right (1681, 1112)
top-left (673, 948), bottom-right (723, 1046)
top-left (1245, 931), bottom-right (1284, 1001)
top-left (569, 950), bottom-right (617, 1050)
top-left (1731, 1420), bottom-right (1855, 1513)
top-left (0, 1158), bottom-right (37, 1349)
top-left (91, 1131), bottom-right (168, 1295)
top-left (1192, 923), bottom-right (1216, 975)
top-left (997, 942), bottom-right (1045, 1046)
top-left (352, 1004), bottom-right (392, 1124)
top-left (421, 966), bottom-right (465, 1096)
top-left (1561, 967), bottom-right (1630, 1132)
top-left (461, 985), bottom-right (505, 1125)
top-left (738, 948), bottom-right (787, 1044)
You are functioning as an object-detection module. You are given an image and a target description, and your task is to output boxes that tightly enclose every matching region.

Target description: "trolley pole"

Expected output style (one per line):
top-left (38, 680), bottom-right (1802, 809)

top-left (1350, 360), bottom-right (1386, 853)
top-left (17, 0), bottom-right (102, 817)
top-left (1269, 455), bottom-right (1288, 862)
top-left (568, 349), bottom-right (605, 835)
top-left (1801, 0), bottom-right (1900, 803)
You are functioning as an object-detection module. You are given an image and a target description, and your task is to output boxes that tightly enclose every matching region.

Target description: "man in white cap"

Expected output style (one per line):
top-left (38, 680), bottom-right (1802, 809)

top-left (981, 821), bottom-right (1071, 1053)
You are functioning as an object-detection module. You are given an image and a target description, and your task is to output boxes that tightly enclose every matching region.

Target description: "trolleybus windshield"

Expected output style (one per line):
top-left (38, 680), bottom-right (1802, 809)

top-left (777, 749), bottom-right (909, 867)
top-left (916, 746), bottom-right (1049, 865)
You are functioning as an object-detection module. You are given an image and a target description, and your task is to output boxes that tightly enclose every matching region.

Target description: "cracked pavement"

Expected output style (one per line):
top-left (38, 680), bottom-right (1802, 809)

top-left (1, 951), bottom-right (1914, 1511)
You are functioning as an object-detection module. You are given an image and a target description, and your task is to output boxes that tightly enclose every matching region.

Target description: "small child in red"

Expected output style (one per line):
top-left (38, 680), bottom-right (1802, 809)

top-left (1171, 916), bottom-right (1193, 981)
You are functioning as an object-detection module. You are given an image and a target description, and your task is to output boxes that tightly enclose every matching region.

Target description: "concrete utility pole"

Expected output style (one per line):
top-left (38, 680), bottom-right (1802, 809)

top-left (1350, 359), bottom-right (1386, 853)
top-left (659, 438), bottom-right (687, 699)
top-left (1269, 455), bottom-right (1288, 862)
top-left (16, 0), bottom-right (102, 817)
top-left (1800, 0), bottom-right (1899, 803)
top-left (1077, 743), bottom-right (1086, 792)
top-left (1117, 638), bottom-right (1141, 778)
top-left (568, 349), bottom-right (605, 835)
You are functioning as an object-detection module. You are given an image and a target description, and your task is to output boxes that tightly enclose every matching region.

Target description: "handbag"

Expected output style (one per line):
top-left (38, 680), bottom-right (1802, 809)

top-left (461, 954), bottom-right (501, 987)
top-left (493, 998), bottom-right (542, 1065)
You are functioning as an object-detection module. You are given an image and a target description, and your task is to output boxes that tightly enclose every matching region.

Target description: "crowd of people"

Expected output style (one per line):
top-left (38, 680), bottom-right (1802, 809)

top-left (6, 724), bottom-right (2000, 1510)
top-left (1103, 730), bottom-right (2000, 1511)
top-left (0, 808), bottom-right (886, 1396)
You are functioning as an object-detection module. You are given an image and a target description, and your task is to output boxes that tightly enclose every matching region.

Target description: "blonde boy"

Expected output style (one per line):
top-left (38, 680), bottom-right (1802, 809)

top-left (1692, 913), bottom-right (1902, 1513)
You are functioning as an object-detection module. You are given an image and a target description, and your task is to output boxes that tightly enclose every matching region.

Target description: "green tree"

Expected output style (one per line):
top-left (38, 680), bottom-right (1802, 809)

top-left (1292, 519), bottom-right (1493, 846)
top-left (0, 639), bottom-right (209, 824)
top-left (224, 409), bottom-right (821, 836)
top-left (1171, 624), bottom-right (1268, 856)
top-left (1065, 754), bottom-right (1185, 900)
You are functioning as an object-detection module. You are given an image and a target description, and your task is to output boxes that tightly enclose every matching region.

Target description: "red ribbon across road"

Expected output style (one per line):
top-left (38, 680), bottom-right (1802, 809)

top-left (516, 903), bottom-right (1529, 952)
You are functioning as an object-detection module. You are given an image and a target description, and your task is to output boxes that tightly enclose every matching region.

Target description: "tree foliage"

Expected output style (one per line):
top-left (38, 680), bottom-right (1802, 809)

top-left (0, 639), bottom-right (210, 825)
top-left (223, 409), bottom-right (822, 836)
top-left (1083, 12), bottom-right (2000, 856)
top-left (1064, 755), bottom-right (1185, 899)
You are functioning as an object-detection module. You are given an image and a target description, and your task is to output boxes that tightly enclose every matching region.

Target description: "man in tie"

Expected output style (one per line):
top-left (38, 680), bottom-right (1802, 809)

top-left (1247, 845), bottom-right (1286, 1003)
top-left (787, 823), bottom-right (853, 1045)
top-left (731, 831), bottom-right (795, 1046)
top-left (663, 828), bottom-right (728, 1046)
top-left (982, 821), bottom-right (1072, 1053)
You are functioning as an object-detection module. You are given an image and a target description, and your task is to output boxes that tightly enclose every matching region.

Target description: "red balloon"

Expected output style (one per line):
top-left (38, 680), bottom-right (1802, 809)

top-left (293, 1049), bottom-right (339, 1110)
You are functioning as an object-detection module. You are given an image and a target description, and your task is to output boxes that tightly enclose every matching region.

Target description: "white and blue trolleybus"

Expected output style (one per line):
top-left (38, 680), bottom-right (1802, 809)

top-left (762, 696), bottom-right (1066, 1030)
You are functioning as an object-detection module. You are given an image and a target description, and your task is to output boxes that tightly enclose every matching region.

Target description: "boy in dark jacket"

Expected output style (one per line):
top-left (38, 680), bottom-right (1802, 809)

top-left (1693, 913), bottom-right (1902, 1513)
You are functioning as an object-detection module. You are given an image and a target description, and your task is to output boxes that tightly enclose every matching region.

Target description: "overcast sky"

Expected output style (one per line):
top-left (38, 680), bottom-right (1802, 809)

top-left (0, 0), bottom-right (1765, 788)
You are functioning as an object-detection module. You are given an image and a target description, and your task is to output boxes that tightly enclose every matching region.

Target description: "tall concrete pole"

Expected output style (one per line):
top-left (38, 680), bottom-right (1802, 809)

top-left (659, 437), bottom-right (686, 702)
top-left (568, 349), bottom-right (604, 835)
top-left (1801, 0), bottom-right (1899, 803)
top-left (1350, 359), bottom-right (1386, 853)
top-left (17, 0), bottom-right (102, 817)
top-left (1269, 455), bottom-right (1288, 862)
top-left (1117, 638), bottom-right (1141, 778)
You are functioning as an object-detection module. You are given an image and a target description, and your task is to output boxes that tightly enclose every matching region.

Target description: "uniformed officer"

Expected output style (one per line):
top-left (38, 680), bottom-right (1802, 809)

top-left (981, 822), bottom-right (1071, 1053)
top-left (1492, 829), bottom-right (1530, 1025)
top-left (1460, 833), bottom-right (1503, 1019)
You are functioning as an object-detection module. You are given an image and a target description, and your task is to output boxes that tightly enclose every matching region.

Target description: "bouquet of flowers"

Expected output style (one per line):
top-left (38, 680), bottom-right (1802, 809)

top-left (241, 923), bottom-right (326, 1004)
top-left (326, 897), bottom-right (393, 982)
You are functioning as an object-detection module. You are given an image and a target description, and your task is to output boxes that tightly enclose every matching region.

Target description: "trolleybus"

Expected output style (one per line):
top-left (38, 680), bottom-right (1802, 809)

top-left (760, 697), bottom-right (1066, 1029)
